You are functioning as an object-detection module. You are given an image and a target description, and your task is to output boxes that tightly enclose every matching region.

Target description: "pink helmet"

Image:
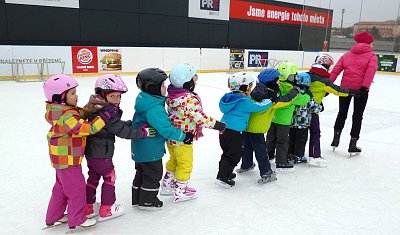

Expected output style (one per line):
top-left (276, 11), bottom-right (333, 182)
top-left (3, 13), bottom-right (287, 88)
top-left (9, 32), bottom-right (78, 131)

top-left (95, 74), bottom-right (128, 95)
top-left (43, 74), bottom-right (78, 103)
top-left (315, 53), bottom-right (334, 67)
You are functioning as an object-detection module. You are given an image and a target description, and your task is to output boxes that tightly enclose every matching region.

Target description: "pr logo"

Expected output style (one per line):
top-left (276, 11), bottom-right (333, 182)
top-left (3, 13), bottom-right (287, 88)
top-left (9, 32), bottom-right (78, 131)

top-left (200, 0), bottom-right (220, 11)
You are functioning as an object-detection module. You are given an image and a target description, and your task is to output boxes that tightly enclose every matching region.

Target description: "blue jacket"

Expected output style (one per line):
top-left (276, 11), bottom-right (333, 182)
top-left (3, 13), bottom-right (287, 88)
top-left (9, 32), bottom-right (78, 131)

top-left (131, 92), bottom-right (186, 163)
top-left (219, 92), bottom-right (272, 132)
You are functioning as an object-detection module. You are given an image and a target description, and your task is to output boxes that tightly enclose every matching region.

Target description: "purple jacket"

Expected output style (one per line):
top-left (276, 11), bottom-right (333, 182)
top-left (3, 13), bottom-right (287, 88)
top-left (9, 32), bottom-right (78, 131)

top-left (330, 43), bottom-right (378, 90)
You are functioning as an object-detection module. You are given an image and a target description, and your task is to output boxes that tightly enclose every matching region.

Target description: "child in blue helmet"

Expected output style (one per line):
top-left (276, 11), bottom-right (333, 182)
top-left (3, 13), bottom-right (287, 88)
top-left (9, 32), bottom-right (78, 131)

top-left (216, 72), bottom-right (273, 188)
top-left (239, 68), bottom-right (302, 184)
top-left (161, 63), bottom-right (226, 202)
top-left (288, 72), bottom-right (323, 165)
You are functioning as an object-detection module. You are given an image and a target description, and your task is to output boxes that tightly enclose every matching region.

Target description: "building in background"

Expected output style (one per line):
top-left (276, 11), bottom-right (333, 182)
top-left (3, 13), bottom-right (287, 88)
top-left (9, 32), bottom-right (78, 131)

top-left (354, 21), bottom-right (400, 38)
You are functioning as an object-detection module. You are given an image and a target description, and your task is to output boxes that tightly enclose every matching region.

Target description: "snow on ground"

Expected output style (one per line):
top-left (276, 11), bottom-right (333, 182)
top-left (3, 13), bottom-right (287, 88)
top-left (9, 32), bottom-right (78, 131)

top-left (1, 72), bottom-right (400, 235)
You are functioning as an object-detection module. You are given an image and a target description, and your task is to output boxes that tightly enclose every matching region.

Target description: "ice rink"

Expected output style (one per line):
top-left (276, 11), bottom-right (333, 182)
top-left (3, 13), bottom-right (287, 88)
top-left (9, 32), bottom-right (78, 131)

top-left (1, 71), bottom-right (400, 234)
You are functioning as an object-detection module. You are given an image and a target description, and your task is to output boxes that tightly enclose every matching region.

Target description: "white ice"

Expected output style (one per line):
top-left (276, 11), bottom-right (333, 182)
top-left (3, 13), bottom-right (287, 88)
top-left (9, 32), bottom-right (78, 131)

top-left (1, 72), bottom-right (400, 235)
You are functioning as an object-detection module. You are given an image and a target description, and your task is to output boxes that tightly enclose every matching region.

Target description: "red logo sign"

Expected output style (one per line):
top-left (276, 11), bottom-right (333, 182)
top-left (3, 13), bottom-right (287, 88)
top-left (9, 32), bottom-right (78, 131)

top-left (71, 46), bottom-right (98, 73)
top-left (230, 0), bottom-right (332, 28)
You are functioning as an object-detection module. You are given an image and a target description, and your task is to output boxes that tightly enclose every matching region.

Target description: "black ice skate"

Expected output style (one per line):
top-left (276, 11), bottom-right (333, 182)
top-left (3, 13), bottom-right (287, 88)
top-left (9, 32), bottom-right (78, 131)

top-left (215, 177), bottom-right (235, 188)
top-left (276, 162), bottom-right (295, 173)
top-left (331, 130), bottom-right (342, 151)
top-left (348, 137), bottom-right (362, 157)
top-left (138, 199), bottom-right (163, 210)
top-left (257, 171), bottom-right (277, 184)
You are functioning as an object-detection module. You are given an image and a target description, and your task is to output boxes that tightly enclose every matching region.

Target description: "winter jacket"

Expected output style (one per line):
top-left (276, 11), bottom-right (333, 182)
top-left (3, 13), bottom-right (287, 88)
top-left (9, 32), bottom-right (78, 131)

top-left (246, 83), bottom-right (299, 134)
top-left (166, 85), bottom-right (217, 146)
top-left (272, 82), bottom-right (311, 125)
top-left (219, 92), bottom-right (272, 132)
top-left (85, 107), bottom-right (144, 159)
top-left (330, 43), bottom-right (378, 90)
top-left (290, 97), bottom-right (322, 129)
top-left (45, 102), bottom-right (106, 169)
top-left (131, 92), bottom-right (186, 163)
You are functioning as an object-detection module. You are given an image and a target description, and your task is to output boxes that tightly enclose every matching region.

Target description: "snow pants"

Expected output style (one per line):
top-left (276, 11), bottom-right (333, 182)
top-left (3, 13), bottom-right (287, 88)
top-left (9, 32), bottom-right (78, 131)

top-left (309, 113), bottom-right (321, 158)
top-left (241, 131), bottom-right (272, 176)
top-left (86, 158), bottom-right (116, 206)
top-left (46, 165), bottom-right (86, 228)
top-left (166, 144), bottom-right (193, 181)
top-left (132, 160), bottom-right (163, 206)
top-left (266, 123), bottom-right (290, 165)
top-left (217, 129), bottom-right (243, 180)
top-left (288, 127), bottom-right (309, 157)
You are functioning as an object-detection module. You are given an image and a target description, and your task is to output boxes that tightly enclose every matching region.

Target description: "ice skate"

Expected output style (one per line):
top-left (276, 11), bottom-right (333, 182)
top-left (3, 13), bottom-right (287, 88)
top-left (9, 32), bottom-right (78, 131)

top-left (331, 130), bottom-right (341, 151)
top-left (84, 202), bottom-right (100, 218)
top-left (173, 180), bottom-right (198, 202)
top-left (42, 214), bottom-right (68, 230)
top-left (348, 138), bottom-right (362, 157)
top-left (98, 204), bottom-right (126, 222)
top-left (308, 157), bottom-right (327, 168)
top-left (65, 218), bottom-right (96, 234)
top-left (215, 177), bottom-right (235, 188)
top-left (276, 162), bottom-right (295, 173)
top-left (138, 199), bottom-right (163, 210)
top-left (236, 162), bottom-right (256, 173)
top-left (257, 172), bottom-right (277, 184)
top-left (160, 171), bottom-right (175, 196)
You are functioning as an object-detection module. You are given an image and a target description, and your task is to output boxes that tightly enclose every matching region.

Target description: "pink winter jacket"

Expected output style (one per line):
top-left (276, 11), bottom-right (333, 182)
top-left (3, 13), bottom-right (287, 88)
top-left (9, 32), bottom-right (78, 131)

top-left (330, 43), bottom-right (378, 90)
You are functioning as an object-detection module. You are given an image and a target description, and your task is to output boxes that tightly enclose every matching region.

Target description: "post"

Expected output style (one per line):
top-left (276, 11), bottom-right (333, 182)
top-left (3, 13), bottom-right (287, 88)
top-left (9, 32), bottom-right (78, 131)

top-left (341, 8), bottom-right (345, 30)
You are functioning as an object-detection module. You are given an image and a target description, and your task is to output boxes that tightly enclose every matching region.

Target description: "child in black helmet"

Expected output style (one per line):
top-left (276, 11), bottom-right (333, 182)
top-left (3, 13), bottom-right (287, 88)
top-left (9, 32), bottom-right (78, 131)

top-left (130, 68), bottom-right (194, 210)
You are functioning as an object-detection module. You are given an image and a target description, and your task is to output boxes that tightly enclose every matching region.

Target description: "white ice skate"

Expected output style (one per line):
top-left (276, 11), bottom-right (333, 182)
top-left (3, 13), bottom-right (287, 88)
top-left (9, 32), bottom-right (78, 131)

top-left (42, 214), bottom-right (68, 230)
top-left (65, 218), bottom-right (96, 234)
top-left (308, 157), bottom-right (327, 168)
top-left (173, 180), bottom-right (198, 203)
top-left (98, 204), bottom-right (126, 222)
top-left (160, 171), bottom-right (175, 196)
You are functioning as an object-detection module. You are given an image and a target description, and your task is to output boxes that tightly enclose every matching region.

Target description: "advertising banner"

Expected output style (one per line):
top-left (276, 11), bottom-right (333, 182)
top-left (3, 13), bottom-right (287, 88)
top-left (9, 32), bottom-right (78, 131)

top-left (5, 0), bottom-right (79, 8)
top-left (98, 47), bottom-right (122, 73)
top-left (247, 51), bottom-right (268, 68)
top-left (229, 49), bottom-right (245, 69)
top-left (230, 0), bottom-right (331, 28)
top-left (377, 54), bottom-right (397, 72)
top-left (188, 0), bottom-right (230, 21)
top-left (71, 46), bottom-right (98, 73)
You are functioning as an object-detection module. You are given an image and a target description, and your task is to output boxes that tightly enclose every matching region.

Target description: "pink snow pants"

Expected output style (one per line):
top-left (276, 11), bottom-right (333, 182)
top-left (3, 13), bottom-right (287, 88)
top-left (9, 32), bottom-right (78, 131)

top-left (45, 165), bottom-right (86, 227)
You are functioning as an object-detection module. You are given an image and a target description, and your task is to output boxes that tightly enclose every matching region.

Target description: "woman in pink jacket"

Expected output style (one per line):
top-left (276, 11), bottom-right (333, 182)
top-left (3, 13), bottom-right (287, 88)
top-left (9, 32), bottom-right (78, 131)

top-left (329, 31), bottom-right (378, 155)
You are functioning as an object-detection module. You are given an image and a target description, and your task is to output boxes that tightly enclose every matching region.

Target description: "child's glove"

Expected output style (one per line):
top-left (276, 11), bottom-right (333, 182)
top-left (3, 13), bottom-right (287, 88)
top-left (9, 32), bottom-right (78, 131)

top-left (213, 121), bottom-right (226, 134)
top-left (349, 89), bottom-right (361, 98)
top-left (87, 95), bottom-right (108, 113)
top-left (183, 132), bottom-right (194, 144)
top-left (359, 86), bottom-right (369, 96)
top-left (99, 104), bottom-right (119, 123)
top-left (141, 123), bottom-right (157, 138)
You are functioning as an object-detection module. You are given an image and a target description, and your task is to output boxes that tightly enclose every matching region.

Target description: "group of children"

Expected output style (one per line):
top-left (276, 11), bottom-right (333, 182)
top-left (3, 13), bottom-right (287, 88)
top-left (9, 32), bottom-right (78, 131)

top-left (42, 55), bottom-right (359, 230)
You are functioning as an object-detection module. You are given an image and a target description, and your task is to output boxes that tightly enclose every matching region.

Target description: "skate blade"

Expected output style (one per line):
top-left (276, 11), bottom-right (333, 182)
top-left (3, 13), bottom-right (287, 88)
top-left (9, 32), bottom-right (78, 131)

top-left (308, 163), bottom-right (327, 168)
top-left (276, 168), bottom-right (295, 173)
top-left (86, 213), bottom-right (99, 219)
top-left (332, 147), bottom-right (336, 152)
top-left (174, 195), bottom-right (198, 203)
top-left (42, 221), bottom-right (65, 230)
top-left (138, 206), bottom-right (163, 211)
top-left (159, 189), bottom-right (174, 196)
top-left (214, 179), bottom-right (235, 188)
top-left (98, 212), bottom-right (125, 222)
top-left (349, 152), bottom-right (361, 157)
top-left (65, 225), bottom-right (95, 234)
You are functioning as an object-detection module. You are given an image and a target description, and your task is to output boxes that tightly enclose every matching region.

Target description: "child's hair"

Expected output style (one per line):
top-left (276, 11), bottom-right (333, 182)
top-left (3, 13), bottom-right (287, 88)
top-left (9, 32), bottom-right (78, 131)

top-left (95, 74), bottom-right (128, 98)
top-left (136, 68), bottom-right (168, 96)
top-left (169, 63), bottom-right (197, 91)
top-left (296, 72), bottom-right (311, 88)
top-left (228, 72), bottom-right (255, 93)
top-left (43, 74), bottom-right (78, 103)
top-left (314, 53), bottom-right (334, 70)
top-left (278, 62), bottom-right (299, 83)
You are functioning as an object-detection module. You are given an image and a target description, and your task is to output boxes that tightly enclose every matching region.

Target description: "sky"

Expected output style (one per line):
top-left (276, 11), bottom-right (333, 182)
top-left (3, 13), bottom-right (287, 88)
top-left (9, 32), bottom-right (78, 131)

top-left (1, 71), bottom-right (400, 234)
top-left (278, 0), bottom-right (400, 27)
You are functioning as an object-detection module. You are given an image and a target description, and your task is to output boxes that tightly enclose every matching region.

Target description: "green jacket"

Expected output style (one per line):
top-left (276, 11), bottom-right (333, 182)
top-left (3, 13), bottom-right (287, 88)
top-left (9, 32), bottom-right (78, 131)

top-left (272, 82), bottom-right (310, 125)
top-left (246, 88), bottom-right (299, 133)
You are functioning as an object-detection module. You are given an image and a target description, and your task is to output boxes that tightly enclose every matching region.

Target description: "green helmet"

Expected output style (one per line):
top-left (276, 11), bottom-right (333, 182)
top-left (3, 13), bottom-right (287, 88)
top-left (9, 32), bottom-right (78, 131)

top-left (278, 62), bottom-right (299, 82)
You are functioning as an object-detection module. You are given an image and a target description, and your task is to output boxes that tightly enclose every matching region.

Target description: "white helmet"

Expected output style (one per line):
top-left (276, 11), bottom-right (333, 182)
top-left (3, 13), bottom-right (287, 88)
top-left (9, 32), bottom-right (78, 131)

top-left (169, 63), bottom-right (197, 89)
top-left (228, 72), bottom-right (255, 93)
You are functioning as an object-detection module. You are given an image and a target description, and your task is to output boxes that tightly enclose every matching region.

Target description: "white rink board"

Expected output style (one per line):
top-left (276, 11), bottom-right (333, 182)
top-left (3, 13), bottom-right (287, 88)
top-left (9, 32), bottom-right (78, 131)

top-left (200, 48), bottom-right (230, 70)
top-left (122, 47), bottom-right (164, 72)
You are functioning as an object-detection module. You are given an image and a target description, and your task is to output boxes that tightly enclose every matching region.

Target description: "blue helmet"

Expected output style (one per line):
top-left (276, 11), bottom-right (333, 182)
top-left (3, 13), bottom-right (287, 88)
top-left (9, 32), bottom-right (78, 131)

top-left (258, 68), bottom-right (280, 85)
top-left (296, 72), bottom-right (311, 87)
top-left (169, 63), bottom-right (197, 88)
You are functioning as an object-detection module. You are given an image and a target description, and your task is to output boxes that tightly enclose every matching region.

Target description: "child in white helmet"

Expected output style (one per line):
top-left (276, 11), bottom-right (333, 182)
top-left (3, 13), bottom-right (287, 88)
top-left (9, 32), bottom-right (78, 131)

top-left (216, 72), bottom-right (273, 187)
top-left (161, 63), bottom-right (226, 202)
top-left (84, 74), bottom-right (157, 221)
top-left (43, 74), bottom-right (118, 231)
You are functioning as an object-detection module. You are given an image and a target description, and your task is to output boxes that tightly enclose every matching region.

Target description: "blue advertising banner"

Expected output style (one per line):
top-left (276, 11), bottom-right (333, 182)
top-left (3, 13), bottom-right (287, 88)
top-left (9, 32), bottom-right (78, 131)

top-left (247, 51), bottom-right (268, 68)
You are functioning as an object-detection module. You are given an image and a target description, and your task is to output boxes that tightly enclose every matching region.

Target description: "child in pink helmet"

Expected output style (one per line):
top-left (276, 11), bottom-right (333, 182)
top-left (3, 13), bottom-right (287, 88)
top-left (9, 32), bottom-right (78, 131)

top-left (84, 74), bottom-right (156, 221)
top-left (43, 74), bottom-right (118, 231)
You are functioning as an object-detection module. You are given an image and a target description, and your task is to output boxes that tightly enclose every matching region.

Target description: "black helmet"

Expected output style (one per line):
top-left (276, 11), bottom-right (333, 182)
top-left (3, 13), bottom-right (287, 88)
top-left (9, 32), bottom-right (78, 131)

top-left (136, 68), bottom-right (168, 96)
